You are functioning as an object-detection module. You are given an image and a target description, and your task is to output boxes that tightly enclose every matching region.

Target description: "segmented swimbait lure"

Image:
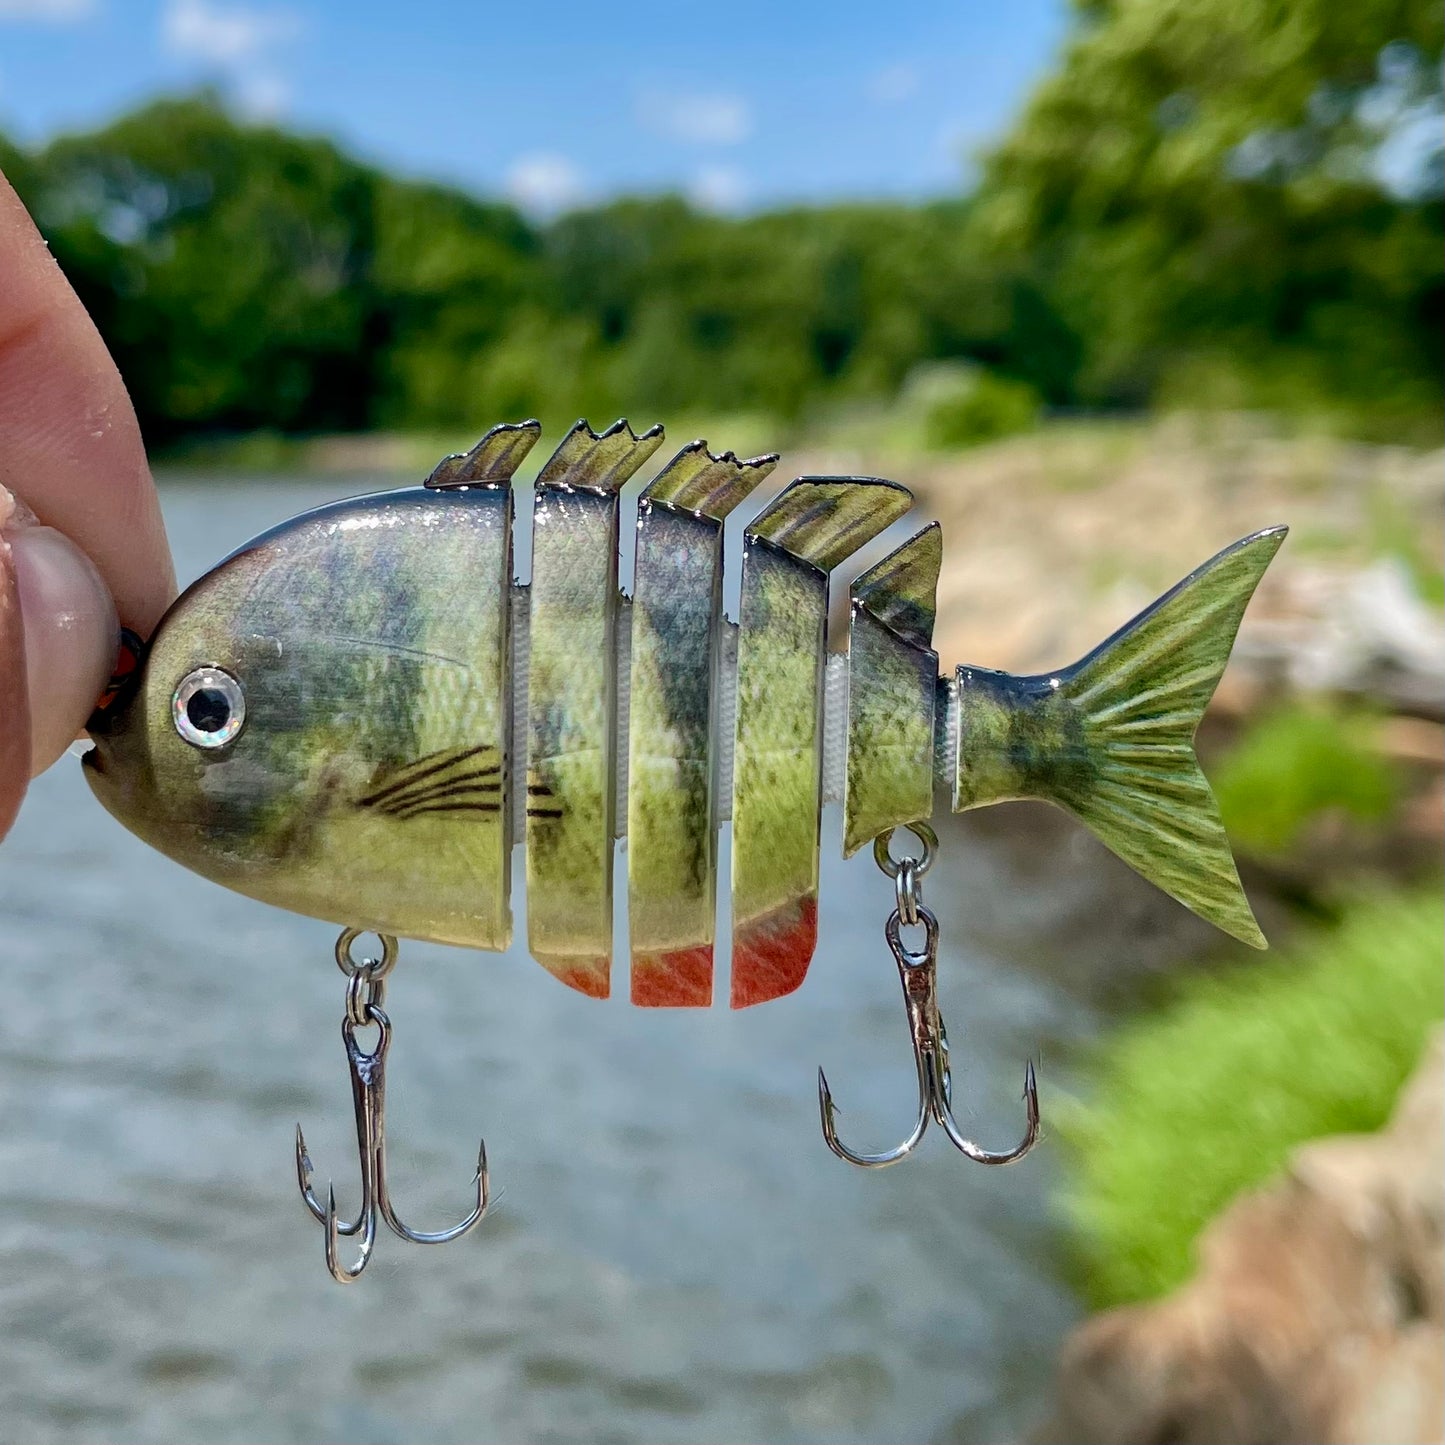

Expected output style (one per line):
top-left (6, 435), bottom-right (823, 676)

top-left (85, 418), bottom-right (1286, 1280)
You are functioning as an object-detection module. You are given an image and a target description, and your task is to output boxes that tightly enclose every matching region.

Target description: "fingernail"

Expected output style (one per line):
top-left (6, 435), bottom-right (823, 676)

top-left (4, 510), bottom-right (118, 776)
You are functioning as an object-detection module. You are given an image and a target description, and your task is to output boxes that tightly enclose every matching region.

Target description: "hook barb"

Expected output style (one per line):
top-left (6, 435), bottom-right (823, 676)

top-left (324, 1181), bottom-right (375, 1283)
top-left (296, 971), bottom-right (490, 1280)
top-left (295, 1124), bottom-right (365, 1235)
top-left (817, 900), bottom-right (1040, 1169)
top-left (374, 1131), bottom-right (490, 1245)
top-left (934, 1056), bottom-right (1040, 1166)
top-left (819, 1063), bottom-right (929, 1168)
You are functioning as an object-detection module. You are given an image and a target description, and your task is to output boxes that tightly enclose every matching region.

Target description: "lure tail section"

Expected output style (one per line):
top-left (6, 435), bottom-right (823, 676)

top-left (949, 527), bottom-right (1288, 948)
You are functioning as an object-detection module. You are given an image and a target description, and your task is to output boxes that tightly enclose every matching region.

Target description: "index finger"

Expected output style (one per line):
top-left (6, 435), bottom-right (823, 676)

top-left (0, 171), bottom-right (175, 635)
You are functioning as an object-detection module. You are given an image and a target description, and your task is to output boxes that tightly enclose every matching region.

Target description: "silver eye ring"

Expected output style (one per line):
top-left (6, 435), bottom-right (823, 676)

top-left (172, 667), bottom-right (246, 750)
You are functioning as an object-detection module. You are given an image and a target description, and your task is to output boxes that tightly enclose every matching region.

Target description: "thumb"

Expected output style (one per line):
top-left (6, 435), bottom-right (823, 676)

top-left (0, 483), bottom-right (117, 826)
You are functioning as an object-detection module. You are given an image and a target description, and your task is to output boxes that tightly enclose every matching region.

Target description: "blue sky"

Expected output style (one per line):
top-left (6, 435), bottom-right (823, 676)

top-left (0, 0), bottom-right (1067, 212)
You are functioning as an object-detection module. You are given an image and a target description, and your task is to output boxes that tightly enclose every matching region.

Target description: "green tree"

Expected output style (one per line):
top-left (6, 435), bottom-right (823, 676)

top-left (368, 176), bottom-right (540, 427)
top-left (971, 0), bottom-right (1444, 424)
top-left (4, 0), bottom-right (1439, 449)
top-left (30, 96), bottom-right (390, 439)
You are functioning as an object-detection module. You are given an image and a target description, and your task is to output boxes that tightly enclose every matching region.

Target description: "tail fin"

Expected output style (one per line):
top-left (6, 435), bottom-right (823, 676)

top-left (950, 527), bottom-right (1287, 948)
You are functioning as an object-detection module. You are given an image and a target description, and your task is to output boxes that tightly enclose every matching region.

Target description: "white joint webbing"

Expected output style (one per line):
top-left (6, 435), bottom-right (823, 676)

top-left (821, 652), bottom-right (848, 807)
top-left (613, 597), bottom-right (632, 835)
top-left (713, 622), bottom-right (739, 825)
top-left (939, 672), bottom-right (959, 799)
top-left (509, 583), bottom-right (531, 836)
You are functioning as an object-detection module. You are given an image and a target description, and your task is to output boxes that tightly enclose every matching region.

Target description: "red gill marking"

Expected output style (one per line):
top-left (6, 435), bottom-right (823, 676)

top-left (730, 895), bottom-right (818, 1009)
top-left (93, 628), bottom-right (144, 713)
top-left (630, 945), bottom-right (714, 1007)
top-left (552, 959), bottom-right (611, 1000)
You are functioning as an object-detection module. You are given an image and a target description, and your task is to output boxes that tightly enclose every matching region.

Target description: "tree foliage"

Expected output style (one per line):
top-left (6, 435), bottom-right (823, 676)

top-left (2, 0), bottom-right (1439, 446)
top-left (973, 0), bottom-right (1444, 421)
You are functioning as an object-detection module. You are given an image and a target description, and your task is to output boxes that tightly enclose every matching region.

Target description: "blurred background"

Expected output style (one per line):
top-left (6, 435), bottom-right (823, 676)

top-left (0, 2), bottom-right (1441, 1442)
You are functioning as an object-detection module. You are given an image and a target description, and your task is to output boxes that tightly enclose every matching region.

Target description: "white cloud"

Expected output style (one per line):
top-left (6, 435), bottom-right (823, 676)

top-left (0, 0), bottom-right (96, 19)
top-left (236, 67), bottom-right (290, 118)
top-left (161, 0), bottom-right (299, 116)
top-left (689, 164), bottom-right (747, 213)
top-left (163, 0), bottom-right (297, 63)
top-left (505, 153), bottom-right (587, 217)
top-left (637, 90), bottom-right (751, 147)
top-left (868, 62), bottom-right (920, 106)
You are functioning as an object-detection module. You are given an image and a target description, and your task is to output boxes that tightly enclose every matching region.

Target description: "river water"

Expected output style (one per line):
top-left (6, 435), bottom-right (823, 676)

top-left (0, 477), bottom-right (1097, 1445)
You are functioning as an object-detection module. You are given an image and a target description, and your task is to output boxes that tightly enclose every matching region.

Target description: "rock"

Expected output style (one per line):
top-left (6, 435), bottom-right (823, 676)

top-left (901, 421), bottom-right (1443, 691)
top-left (1037, 1030), bottom-right (1444, 1445)
top-left (1242, 558), bottom-right (1445, 722)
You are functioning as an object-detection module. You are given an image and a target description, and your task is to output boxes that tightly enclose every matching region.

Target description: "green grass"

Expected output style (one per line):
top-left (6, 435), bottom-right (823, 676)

top-left (1367, 486), bottom-right (1445, 608)
top-left (1212, 700), bottom-right (1403, 857)
top-left (1057, 886), bottom-right (1444, 1310)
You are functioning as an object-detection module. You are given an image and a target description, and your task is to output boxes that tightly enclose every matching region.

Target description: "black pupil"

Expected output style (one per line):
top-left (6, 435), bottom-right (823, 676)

top-left (186, 687), bottom-right (232, 735)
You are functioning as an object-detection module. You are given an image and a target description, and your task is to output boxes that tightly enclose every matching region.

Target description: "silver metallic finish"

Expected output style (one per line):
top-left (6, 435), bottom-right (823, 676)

top-left (171, 666), bottom-right (246, 749)
top-left (817, 825), bottom-right (1040, 1169)
top-left (295, 931), bottom-right (489, 1282)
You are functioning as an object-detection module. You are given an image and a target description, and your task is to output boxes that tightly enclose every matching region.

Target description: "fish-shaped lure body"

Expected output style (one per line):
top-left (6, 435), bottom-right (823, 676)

top-left (86, 420), bottom-right (1286, 1007)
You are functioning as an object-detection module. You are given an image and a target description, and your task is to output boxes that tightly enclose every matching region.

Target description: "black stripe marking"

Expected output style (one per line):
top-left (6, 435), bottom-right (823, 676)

top-left (393, 800), bottom-right (503, 820)
top-left (358, 745), bottom-right (499, 807)
top-left (367, 778), bottom-right (502, 814)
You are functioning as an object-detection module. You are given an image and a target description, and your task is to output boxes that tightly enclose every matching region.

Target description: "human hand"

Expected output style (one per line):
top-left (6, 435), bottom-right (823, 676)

top-left (0, 171), bottom-right (175, 839)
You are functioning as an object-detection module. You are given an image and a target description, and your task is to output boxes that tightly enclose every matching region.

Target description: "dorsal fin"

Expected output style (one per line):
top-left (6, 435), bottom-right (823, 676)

top-left (747, 477), bottom-right (913, 571)
top-left (851, 523), bottom-right (941, 649)
top-left (425, 419), bottom-right (541, 489)
top-left (642, 439), bottom-right (779, 520)
top-left (535, 418), bottom-right (666, 494)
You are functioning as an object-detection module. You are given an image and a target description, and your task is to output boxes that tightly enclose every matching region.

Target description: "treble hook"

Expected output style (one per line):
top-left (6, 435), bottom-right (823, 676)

top-left (295, 931), bottom-right (489, 1283)
top-left (818, 828), bottom-right (1039, 1169)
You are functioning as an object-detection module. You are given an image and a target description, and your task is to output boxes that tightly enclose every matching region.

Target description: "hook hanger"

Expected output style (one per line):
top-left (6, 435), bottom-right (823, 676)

top-left (295, 929), bottom-right (489, 1282)
top-left (817, 824), bottom-right (1039, 1169)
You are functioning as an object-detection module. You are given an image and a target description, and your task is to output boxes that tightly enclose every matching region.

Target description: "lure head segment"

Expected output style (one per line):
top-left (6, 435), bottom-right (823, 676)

top-left (84, 537), bottom-right (304, 879)
top-left (84, 481), bottom-right (519, 950)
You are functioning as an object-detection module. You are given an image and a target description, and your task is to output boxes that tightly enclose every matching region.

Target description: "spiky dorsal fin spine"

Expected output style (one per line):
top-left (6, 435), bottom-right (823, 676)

top-left (747, 477), bottom-right (914, 572)
top-left (535, 418), bottom-right (666, 494)
top-left (425, 419), bottom-right (541, 489)
top-left (851, 523), bottom-right (942, 649)
top-left (643, 440), bottom-right (779, 520)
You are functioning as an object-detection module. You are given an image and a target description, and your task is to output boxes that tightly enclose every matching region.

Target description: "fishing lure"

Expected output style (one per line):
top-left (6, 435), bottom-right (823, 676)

top-left (85, 418), bottom-right (1286, 1281)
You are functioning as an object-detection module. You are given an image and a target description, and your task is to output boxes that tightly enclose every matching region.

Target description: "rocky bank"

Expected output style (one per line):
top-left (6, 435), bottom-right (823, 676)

top-left (1035, 1030), bottom-right (1443, 1445)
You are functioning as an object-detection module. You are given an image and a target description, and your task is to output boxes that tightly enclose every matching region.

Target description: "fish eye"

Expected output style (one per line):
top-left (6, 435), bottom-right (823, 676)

top-left (172, 667), bottom-right (246, 750)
